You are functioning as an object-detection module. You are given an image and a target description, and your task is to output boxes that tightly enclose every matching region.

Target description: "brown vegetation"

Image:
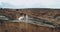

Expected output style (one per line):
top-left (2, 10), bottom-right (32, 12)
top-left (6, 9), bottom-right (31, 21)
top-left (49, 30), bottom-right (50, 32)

top-left (0, 9), bottom-right (60, 25)
top-left (0, 8), bottom-right (60, 32)
top-left (0, 21), bottom-right (59, 32)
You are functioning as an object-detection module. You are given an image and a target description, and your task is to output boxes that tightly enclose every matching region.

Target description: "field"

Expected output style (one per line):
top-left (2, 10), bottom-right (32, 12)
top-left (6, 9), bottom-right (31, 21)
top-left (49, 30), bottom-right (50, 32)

top-left (0, 21), bottom-right (59, 32)
top-left (0, 8), bottom-right (60, 32)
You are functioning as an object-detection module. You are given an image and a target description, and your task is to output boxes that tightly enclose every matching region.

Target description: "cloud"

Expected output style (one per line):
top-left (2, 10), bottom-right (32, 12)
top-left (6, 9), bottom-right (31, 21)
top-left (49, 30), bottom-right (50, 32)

top-left (0, 0), bottom-right (60, 8)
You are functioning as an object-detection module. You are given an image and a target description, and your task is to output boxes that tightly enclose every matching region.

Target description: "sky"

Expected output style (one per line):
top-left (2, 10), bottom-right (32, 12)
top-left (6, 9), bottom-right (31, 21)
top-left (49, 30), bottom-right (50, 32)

top-left (0, 0), bottom-right (60, 9)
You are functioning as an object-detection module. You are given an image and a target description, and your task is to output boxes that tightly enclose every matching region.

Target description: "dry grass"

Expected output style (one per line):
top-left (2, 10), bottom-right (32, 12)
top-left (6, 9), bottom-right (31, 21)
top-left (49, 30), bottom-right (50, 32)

top-left (0, 22), bottom-right (59, 32)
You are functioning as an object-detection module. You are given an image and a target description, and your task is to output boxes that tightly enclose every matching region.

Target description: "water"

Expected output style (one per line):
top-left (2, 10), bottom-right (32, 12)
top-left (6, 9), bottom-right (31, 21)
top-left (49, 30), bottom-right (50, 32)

top-left (11, 15), bottom-right (55, 28)
top-left (0, 15), bottom-right (9, 20)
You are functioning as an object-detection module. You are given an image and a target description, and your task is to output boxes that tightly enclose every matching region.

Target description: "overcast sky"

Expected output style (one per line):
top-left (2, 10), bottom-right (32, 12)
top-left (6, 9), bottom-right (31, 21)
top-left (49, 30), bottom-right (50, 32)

top-left (0, 0), bottom-right (60, 9)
